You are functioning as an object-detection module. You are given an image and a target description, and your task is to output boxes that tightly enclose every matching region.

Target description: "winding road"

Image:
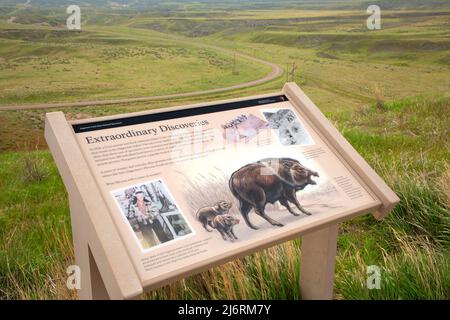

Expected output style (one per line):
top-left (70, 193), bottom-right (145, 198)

top-left (0, 39), bottom-right (283, 111)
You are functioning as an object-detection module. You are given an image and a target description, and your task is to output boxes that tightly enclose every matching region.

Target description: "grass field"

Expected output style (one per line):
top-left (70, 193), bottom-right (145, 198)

top-left (0, 1), bottom-right (449, 300)
top-left (0, 26), bottom-right (270, 105)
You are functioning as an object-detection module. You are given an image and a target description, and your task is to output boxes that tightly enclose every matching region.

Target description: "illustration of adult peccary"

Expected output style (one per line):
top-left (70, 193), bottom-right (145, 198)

top-left (229, 158), bottom-right (319, 230)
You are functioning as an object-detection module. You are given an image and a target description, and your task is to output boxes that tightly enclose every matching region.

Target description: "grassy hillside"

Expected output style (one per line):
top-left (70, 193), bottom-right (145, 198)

top-left (0, 4), bottom-right (449, 300)
top-left (0, 25), bottom-right (269, 105)
top-left (198, 9), bottom-right (450, 109)
top-left (1, 7), bottom-right (448, 110)
top-left (2, 0), bottom-right (450, 10)
top-left (120, 8), bottom-right (450, 112)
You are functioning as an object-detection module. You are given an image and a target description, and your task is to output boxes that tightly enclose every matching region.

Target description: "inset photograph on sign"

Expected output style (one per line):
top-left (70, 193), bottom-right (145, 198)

top-left (111, 179), bottom-right (194, 250)
top-left (261, 108), bottom-right (314, 146)
top-left (221, 113), bottom-right (270, 143)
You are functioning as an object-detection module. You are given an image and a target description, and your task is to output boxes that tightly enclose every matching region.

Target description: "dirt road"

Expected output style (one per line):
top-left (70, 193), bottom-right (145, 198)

top-left (0, 43), bottom-right (283, 111)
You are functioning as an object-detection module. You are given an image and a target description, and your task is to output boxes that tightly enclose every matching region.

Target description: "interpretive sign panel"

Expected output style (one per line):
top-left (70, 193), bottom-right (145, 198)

top-left (45, 83), bottom-right (399, 299)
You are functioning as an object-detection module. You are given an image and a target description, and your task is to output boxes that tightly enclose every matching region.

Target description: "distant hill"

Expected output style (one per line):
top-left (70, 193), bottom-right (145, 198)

top-left (1, 0), bottom-right (348, 8)
top-left (1, 0), bottom-right (448, 10)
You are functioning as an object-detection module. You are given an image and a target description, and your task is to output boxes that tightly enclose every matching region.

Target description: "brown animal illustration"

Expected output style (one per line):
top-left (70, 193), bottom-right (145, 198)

top-left (229, 158), bottom-right (319, 229)
top-left (213, 214), bottom-right (240, 242)
top-left (196, 200), bottom-right (232, 232)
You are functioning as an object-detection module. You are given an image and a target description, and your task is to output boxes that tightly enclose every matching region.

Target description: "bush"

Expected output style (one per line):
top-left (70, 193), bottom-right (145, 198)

top-left (20, 148), bottom-right (48, 183)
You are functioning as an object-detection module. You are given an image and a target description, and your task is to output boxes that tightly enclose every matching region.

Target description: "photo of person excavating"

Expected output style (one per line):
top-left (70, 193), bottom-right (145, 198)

top-left (127, 190), bottom-right (171, 247)
top-left (112, 179), bottom-right (193, 250)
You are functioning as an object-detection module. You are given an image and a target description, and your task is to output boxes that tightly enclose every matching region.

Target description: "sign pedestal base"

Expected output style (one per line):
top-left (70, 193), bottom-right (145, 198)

top-left (300, 224), bottom-right (339, 300)
top-left (70, 197), bottom-right (143, 300)
top-left (70, 199), bottom-right (110, 300)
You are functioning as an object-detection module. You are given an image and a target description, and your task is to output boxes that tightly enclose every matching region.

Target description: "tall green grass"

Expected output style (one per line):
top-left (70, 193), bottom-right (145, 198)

top-left (0, 152), bottom-right (75, 299)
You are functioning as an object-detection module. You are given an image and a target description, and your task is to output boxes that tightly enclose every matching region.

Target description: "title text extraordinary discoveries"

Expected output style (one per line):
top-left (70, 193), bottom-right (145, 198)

top-left (84, 120), bottom-right (209, 144)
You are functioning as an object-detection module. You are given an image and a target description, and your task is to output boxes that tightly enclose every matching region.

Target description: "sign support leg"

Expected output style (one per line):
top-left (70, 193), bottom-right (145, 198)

top-left (70, 199), bottom-right (110, 300)
top-left (300, 224), bottom-right (339, 300)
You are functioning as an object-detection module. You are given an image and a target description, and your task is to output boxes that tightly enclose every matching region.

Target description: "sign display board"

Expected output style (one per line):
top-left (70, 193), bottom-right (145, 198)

top-left (45, 83), bottom-right (399, 299)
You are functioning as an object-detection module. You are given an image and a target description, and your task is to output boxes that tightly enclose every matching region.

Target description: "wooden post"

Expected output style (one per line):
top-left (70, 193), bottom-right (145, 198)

top-left (300, 224), bottom-right (339, 300)
top-left (69, 199), bottom-right (109, 300)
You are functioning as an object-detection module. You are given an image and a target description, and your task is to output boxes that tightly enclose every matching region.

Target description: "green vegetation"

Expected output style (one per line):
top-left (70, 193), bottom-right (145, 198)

top-left (0, 2), bottom-right (449, 299)
top-left (0, 27), bottom-right (269, 105)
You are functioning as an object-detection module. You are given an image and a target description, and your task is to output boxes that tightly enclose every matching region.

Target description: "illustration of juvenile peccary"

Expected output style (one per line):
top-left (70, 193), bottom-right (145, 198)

top-left (229, 157), bottom-right (319, 230)
top-left (213, 214), bottom-right (240, 242)
top-left (196, 200), bottom-right (232, 232)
